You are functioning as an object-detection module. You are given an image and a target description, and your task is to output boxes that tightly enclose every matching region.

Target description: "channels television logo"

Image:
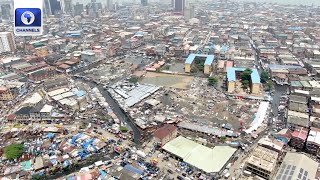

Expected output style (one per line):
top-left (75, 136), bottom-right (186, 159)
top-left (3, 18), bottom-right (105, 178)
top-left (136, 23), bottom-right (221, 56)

top-left (15, 8), bottom-right (42, 36)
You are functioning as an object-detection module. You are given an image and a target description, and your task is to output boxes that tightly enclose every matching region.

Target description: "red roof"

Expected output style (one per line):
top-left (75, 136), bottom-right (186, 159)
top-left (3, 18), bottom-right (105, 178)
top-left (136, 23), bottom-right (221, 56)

top-left (226, 61), bottom-right (234, 68)
top-left (154, 124), bottom-right (177, 139)
top-left (58, 64), bottom-right (70, 69)
top-left (0, 86), bottom-right (8, 92)
top-left (292, 127), bottom-right (308, 140)
top-left (7, 114), bottom-right (16, 121)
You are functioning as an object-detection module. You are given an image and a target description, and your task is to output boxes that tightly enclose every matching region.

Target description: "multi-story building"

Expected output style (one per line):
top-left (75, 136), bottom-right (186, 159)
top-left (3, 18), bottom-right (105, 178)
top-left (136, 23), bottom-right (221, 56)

top-left (154, 124), bottom-right (177, 146)
top-left (27, 66), bottom-right (56, 82)
top-left (244, 146), bottom-right (279, 179)
top-left (48, 0), bottom-right (62, 15)
top-left (15, 106), bottom-right (33, 122)
top-left (141, 0), bottom-right (148, 6)
top-left (227, 68), bottom-right (261, 94)
top-left (40, 104), bottom-right (53, 121)
top-left (258, 137), bottom-right (285, 154)
top-left (184, 5), bottom-right (195, 20)
top-left (0, 3), bottom-right (13, 20)
top-left (81, 51), bottom-right (96, 62)
top-left (0, 87), bottom-right (16, 101)
top-left (74, 2), bottom-right (83, 16)
top-left (290, 126), bottom-right (308, 149)
top-left (60, 0), bottom-right (72, 14)
top-left (106, 0), bottom-right (113, 11)
top-left (29, 103), bottom-right (44, 121)
top-left (306, 127), bottom-right (320, 155)
top-left (0, 32), bottom-right (16, 54)
top-left (173, 0), bottom-right (185, 14)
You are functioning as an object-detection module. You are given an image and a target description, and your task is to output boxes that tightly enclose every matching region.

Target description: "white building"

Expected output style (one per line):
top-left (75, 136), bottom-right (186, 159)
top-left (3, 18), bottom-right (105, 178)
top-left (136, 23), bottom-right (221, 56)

top-left (0, 32), bottom-right (16, 53)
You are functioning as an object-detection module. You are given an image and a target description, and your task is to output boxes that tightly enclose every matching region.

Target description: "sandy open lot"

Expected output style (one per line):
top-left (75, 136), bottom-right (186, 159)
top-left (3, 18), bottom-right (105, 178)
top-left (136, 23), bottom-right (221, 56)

top-left (141, 72), bottom-right (194, 89)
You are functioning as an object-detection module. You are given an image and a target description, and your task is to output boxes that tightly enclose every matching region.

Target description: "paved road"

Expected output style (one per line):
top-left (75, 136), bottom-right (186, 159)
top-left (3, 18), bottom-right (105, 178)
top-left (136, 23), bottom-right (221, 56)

top-left (272, 84), bottom-right (288, 115)
top-left (99, 85), bottom-right (142, 145)
top-left (83, 80), bottom-right (142, 145)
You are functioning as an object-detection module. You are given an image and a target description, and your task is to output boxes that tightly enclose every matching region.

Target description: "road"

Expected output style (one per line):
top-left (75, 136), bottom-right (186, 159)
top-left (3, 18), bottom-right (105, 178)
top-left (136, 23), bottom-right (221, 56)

top-left (251, 41), bottom-right (288, 129)
top-left (83, 80), bottom-right (142, 145)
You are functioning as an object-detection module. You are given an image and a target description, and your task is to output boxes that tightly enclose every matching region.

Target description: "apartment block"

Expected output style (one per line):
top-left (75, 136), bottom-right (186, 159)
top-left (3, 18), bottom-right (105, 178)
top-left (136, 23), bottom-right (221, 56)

top-left (306, 127), bottom-right (320, 155)
top-left (290, 127), bottom-right (308, 149)
top-left (244, 146), bottom-right (279, 179)
top-left (0, 32), bottom-right (16, 53)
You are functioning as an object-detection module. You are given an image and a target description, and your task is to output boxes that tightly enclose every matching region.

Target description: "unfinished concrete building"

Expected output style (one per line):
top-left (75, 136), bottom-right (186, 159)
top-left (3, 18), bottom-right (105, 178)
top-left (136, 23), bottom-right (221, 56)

top-left (244, 146), bottom-right (279, 179)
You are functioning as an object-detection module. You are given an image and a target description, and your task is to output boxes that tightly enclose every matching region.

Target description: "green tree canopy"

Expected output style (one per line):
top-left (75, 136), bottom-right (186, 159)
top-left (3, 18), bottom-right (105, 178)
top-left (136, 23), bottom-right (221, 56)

top-left (261, 71), bottom-right (270, 83)
top-left (241, 68), bottom-right (252, 82)
top-left (4, 143), bottom-right (24, 160)
top-left (266, 80), bottom-right (273, 91)
top-left (220, 136), bottom-right (227, 142)
top-left (208, 77), bottom-right (218, 86)
top-left (242, 80), bottom-right (250, 89)
top-left (120, 126), bottom-right (129, 133)
top-left (128, 76), bottom-right (139, 84)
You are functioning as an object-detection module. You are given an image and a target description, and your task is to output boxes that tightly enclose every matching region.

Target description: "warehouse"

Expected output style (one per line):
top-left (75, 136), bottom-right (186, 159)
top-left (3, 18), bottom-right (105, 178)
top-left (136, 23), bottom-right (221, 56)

top-left (274, 152), bottom-right (319, 180)
top-left (162, 136), bottom-right (236, 174)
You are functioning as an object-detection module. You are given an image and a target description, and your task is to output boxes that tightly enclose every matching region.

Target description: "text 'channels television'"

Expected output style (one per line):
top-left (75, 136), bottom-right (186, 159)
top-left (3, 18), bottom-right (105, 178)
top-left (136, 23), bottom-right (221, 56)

top-left (14, 0), bottom-right (43, 36)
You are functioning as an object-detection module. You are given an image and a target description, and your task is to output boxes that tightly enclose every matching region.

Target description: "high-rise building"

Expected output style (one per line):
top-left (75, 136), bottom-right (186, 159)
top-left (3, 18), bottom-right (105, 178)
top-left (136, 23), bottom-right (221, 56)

top-left (0, 32), bottom-right (16, 54)
top-left (173, 0), bottom-right (185, 13)
top-left (43, 0), bottom-right (52, 16)
top-left (184, 4), bottom-right (194, 20)
top-left (87, 0), bottom-right (100, 18)
top-left (106, 0), bottom-right (113, 11)
top-left (60, 0), bottom-right (73, 14)
top-left (0, 4), bottom-right (12, 20)
top-left (49, 0), bottom-right (62, 15)
top-left (141, 0), bottom-right (148, 6)
top-left (74, 2), bottom-right (84, 16)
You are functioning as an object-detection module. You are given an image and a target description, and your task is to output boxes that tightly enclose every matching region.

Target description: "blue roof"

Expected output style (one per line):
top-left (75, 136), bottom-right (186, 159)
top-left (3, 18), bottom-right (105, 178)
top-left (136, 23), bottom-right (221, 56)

top-left (46, 133), bottom-right (55, 138)
top-left (75, 90), bottom-right (86, 97)
top-left (124, 165), bottom-right (144, 175)
top-left (227, 67), bottom-right (261, 84)
top-left (221, 45), bottom-right (230, 53)
top-left (185, 54), bottom-right (215, 65)
top-left (288, 27), bottom-right (303, 31)
top-left (66, 30), bottom-right (82, 34)
top-left (99, 170), bottom-right (107, 178)
top-left (135, 31), bottom-right (144, 36)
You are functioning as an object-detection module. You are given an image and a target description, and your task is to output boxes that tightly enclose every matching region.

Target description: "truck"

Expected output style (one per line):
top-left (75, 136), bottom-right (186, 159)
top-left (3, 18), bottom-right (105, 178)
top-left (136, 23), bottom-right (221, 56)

top-left (224, 173), bottom-right (230, 179)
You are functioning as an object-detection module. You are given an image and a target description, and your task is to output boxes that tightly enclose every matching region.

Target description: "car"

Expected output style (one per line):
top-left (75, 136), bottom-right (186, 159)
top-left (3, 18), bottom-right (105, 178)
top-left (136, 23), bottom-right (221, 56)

top-left (182, 173), bottom-right (187, 177)
top-left (187, 170), bottom-right (193, 175)
top-left (177, 176), bottom-right (184, 180)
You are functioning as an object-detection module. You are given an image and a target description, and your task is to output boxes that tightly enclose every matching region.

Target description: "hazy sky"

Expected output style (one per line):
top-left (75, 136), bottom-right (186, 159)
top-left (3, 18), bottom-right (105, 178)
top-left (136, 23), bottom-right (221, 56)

top-left (73, 0), bottom-right (320, 6)
top-left (239, 0), bottom-right (320, 6)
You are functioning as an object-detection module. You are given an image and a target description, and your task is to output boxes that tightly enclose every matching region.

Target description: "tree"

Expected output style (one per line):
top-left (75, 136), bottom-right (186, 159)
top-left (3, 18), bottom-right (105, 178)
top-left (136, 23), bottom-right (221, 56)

top-left (4, 143), bottom-right (24, 160)
top-left (261, 71), bottom-right (270, 83)
top-left (220, 136), bottom-right (227, 142)
top-left (101, 115), bottom-right (112, 121)
top-left (241, 68), bottom-right (252, 82)
top-left (120, 126), bottom-right (129, 133)
top-left (266, 80), bottom-right (273, 91)
top-left (128, 76), bottom-right (139, 84)
top-left (242, 80), bottom-right (250, 89)
top-left (79, 122), bottom-right (88, 129)
top-left (190, 67), bottom-right (197, 73)
top-left (208, 77), bottom-right (218, 86)
top-left (32, 174), bottom-right (47, 180)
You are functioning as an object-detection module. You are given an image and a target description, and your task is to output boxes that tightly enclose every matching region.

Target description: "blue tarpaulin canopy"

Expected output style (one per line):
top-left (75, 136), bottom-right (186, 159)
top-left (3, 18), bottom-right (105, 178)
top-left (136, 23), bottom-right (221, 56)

top-left (46, 133), bottom-right (55, 138)
top-left (124, 164), bottom-right (144, 175)
top-left (99, 170), bottom-right (107, 178)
